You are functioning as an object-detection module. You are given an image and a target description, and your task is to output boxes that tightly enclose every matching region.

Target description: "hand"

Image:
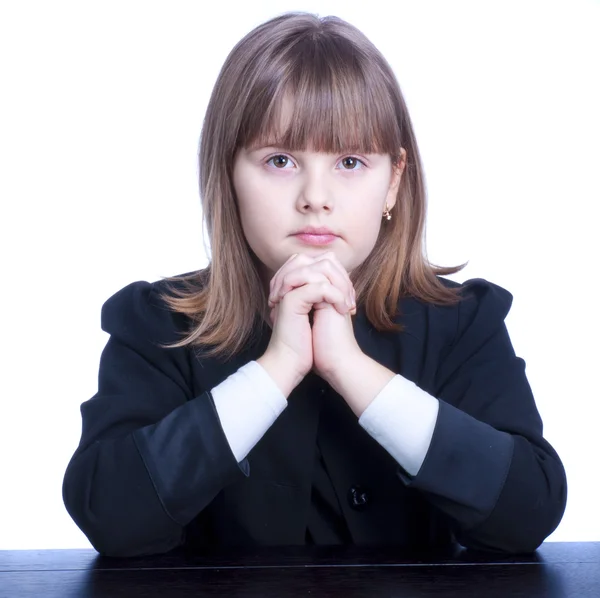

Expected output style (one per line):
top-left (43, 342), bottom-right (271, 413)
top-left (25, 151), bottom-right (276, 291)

top-left (263, 253), bottom-right (354, 380)
top-left (267, 252), bottom-right (362, 382)
top-left (268, 252), bottom-right (356, 316)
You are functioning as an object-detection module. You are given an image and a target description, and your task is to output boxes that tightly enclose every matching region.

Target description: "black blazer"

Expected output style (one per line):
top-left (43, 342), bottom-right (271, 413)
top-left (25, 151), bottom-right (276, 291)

top-left (62, 274), bottom-right (567, 557)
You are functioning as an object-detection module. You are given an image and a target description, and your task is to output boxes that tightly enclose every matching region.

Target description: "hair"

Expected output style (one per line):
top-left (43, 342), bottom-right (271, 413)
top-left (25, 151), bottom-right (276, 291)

top-left (157, 11), bottom-right (467, 360)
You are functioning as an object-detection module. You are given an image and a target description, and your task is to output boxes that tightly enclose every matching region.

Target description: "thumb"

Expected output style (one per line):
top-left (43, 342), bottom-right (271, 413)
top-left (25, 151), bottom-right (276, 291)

top-left (269, 304), bottom-right (278, 326)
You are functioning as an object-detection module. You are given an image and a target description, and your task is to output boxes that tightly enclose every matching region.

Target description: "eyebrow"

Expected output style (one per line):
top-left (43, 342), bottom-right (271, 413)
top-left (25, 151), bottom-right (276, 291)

top-left (247, 142), bottom-right (377, 156)
top-left (251, 141), bottom-right (285, 150)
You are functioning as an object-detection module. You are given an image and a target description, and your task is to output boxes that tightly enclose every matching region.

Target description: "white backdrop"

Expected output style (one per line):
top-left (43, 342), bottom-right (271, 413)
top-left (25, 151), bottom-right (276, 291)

top-left (1, 0), bottom-right (598, 549)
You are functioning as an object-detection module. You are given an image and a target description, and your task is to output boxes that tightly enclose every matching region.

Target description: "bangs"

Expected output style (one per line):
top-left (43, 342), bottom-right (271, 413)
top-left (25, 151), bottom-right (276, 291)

top-left (238, 35), bottom-right (402, 157)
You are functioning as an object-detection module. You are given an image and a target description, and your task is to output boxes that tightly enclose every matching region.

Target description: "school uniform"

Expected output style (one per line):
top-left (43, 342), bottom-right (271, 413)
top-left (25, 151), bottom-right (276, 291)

top-left (62, 273), bottom-right (567, 557)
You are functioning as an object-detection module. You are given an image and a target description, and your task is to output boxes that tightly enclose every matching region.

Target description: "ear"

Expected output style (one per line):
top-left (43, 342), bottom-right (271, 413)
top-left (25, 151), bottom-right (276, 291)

top-left (385, 148), bottom-right (407, 210)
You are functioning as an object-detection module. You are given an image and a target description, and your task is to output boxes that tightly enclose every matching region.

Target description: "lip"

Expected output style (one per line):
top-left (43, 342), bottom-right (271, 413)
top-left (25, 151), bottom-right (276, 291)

top-left (293, 226), bottom-right (338, 236)
top-left (292, 226), bottom-right (340, 246)
top-left (294, 233), bottom-right (338, 246)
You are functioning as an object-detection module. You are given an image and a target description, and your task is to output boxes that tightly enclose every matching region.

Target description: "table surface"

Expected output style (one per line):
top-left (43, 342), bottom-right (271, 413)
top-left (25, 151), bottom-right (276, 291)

top-left (1, 542), bottom-right (599, 597)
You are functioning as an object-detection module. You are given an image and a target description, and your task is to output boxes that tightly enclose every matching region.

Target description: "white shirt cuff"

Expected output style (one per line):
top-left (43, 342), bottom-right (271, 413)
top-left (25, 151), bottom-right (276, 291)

top-left (358, 375), bottom-right (439, 477)
top-left (211, 360), bottom-right (287, 462)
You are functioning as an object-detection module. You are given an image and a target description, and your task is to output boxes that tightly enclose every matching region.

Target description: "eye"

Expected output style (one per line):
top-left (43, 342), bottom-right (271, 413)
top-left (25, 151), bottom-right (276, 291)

top-left (338, 156), bottom-right (366, 171)
top-left (265, 154), bottom-right (367, 171)
top-left (266, 154), bottom-right (294, 169)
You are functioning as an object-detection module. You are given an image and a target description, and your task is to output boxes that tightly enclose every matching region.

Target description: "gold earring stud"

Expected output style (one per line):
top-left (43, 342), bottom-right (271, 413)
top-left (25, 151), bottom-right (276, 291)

top-left (383, 205), bottom-right (392, 221)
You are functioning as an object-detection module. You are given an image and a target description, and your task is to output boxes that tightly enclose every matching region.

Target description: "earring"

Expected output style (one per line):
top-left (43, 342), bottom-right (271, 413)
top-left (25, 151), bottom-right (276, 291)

top-left (383, 204), bottom-right (392, 221)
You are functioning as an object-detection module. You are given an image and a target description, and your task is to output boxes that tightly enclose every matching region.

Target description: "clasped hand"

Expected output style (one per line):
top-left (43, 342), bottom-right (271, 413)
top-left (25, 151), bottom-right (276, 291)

top-left (265, 252), bottom-right (362, 382)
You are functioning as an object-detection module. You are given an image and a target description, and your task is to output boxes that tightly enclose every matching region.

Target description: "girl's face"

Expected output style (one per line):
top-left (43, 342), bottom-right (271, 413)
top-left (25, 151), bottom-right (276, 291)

top-left (232, 144), bottom-right (405, 282)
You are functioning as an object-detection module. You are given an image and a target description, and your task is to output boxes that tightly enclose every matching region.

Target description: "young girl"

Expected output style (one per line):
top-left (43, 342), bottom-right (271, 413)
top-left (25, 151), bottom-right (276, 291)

top-left (62, 12), bottom-right (567, 558)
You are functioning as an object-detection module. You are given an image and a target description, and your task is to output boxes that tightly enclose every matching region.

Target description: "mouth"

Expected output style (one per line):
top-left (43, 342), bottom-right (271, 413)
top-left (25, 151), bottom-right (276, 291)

top-left (292, 233), bottom-right (339, 246)
top-left (291, 226), bottom-right (340, 246)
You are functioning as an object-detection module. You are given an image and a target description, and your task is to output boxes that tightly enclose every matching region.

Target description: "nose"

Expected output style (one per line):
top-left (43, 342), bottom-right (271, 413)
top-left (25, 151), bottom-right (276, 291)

top-left (297, 168), bottom-right (332, 213)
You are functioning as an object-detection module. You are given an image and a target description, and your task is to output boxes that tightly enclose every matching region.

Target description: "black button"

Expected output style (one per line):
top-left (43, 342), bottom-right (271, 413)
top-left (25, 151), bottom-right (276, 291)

top-left (348, 485), bottom-right (370, 511)
top-left (319, 387), bottom-right (326, 395)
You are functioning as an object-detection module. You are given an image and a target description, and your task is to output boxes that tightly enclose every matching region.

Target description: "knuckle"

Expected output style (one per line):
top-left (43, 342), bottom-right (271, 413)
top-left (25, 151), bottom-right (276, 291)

top-left (280, 290), bottom-right (293, 304)
top-left (281, 272), bottom-right (295, 286)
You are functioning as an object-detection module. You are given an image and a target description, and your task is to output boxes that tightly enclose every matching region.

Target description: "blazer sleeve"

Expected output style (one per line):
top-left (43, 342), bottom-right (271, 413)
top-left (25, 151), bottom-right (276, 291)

top-left (62, 280), bottom-right (249, 557)
top-left (402, 278), bottom-right (567, 553)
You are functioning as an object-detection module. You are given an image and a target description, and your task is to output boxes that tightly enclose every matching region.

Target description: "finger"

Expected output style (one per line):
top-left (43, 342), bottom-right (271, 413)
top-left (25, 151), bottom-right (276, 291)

top-left (268, 253), bottom-right (315, 305)
top-left (271, 254), bottom-right (354, 308)
top-left (269, 271), bottom-right (331, 307)
top-left (308, 252), bottom-right (355, 305)
top-left (269, 252), bottom-right (309, 298)
top-left (313, 301), bottom-right (357, 317)
top-left (269, 253), bottom-right (300, 296)
top-left (269, 252), bottom-right (356, 310)
top-left (269, 303), bottom-right (278, 327)
top-left (271, 264), bottom-right (352, 312)
top-left (285, 259), bottom-right (354, 310)
top-left (282, 281), bottom-right (347, 316)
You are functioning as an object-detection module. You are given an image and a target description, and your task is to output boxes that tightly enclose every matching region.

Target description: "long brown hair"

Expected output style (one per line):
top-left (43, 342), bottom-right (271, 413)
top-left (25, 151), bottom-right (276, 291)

top-left (157, 12), bottom-right (467, 360)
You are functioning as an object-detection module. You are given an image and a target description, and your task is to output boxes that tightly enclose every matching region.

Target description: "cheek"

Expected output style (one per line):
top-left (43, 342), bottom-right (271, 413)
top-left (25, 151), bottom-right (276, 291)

top-left (234, 170), bottom-right (269, 234)
top-left (345, 182), bottom-right (387, 227)
top-left (347, 217), bottom-right (382, 254)
top-left (238, 185), bottom-right (277, 229)
top-left (342, 184), bottom-right (388, 260)
top-left (236, 193), bottom-right (284, 268)
top-left (239, 205), bottom-right (269, 248)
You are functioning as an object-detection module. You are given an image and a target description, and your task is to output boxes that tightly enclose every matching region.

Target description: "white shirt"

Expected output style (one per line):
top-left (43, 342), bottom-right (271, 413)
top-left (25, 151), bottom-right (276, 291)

top-left (211, 360), bottom-right (439, 477)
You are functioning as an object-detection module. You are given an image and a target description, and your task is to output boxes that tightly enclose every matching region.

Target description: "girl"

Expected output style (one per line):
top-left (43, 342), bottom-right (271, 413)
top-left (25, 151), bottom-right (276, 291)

top-left (62, 12), bottom-right (567, 558)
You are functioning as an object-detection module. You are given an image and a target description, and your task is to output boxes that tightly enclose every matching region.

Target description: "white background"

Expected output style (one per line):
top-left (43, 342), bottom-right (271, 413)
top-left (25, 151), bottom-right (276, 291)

top-left (1, 0), bottom-right (598, 549)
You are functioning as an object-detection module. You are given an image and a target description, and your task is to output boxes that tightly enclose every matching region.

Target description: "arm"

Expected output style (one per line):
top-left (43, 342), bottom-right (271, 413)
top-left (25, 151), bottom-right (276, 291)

top-left (62, 281), bottom-right (288, 557)
top-left (329, 278), bottom-right (567, 554)
top-left (326, 354), bottom-right (438, 477)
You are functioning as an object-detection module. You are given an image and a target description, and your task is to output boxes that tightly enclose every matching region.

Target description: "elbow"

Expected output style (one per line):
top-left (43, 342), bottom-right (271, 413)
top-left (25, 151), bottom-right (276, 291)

top-left (62, 447), bottom-right (184, 558)
top-left (457, 533), bottom-right (543, 556)
top-left (91, 531), bottom-right (184, 558)
top-left (471, 440), bottom-right (568, 555)
top-left (63, 481), bottom-right (183, 557)
top-left (62, 467), bottom-right (138, 557)
top-left (456, 492), bottom-right (567, 556)
top-left (484, 532), bottom-right (546, 556)
top-left (460, 529), bottom-right (548, 556)
top-left (455, 520), bottom-right (547, 555)
top-left (64, 486), bottom-right (183, 557)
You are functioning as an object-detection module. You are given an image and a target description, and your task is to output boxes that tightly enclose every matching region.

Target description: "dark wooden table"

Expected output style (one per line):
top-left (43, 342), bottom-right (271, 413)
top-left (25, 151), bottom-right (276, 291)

top-left (1, 542), bottom-right (598, 597)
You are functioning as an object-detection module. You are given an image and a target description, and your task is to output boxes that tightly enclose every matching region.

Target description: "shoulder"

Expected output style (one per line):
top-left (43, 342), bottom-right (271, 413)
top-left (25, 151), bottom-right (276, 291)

top-left (395, 276), bottom-right (514, 345)
top-left (437, 275), bottom-right (513, 308)
top-left (100, 270), bottom-right (204, 345)
top-left (435, 276), bottom-right (515, 345)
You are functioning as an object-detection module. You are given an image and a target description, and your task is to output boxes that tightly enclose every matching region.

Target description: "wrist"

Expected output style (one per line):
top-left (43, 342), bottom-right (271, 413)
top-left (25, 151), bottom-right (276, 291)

top-left (319, 348), bottom-right (365, 388)
top-left (325, 352), bottom-right (396, 418)
top-left (256, 350), bottom-right (307, 398)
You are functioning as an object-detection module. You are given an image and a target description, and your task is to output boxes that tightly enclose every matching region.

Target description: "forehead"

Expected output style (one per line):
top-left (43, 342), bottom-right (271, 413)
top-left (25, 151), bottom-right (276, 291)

top-left (241, 80), bottom-right (398, 156)
top-left (246, 96), bottom-right (295, 148)
top-left (228, 21), bottom-right (407, 158)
